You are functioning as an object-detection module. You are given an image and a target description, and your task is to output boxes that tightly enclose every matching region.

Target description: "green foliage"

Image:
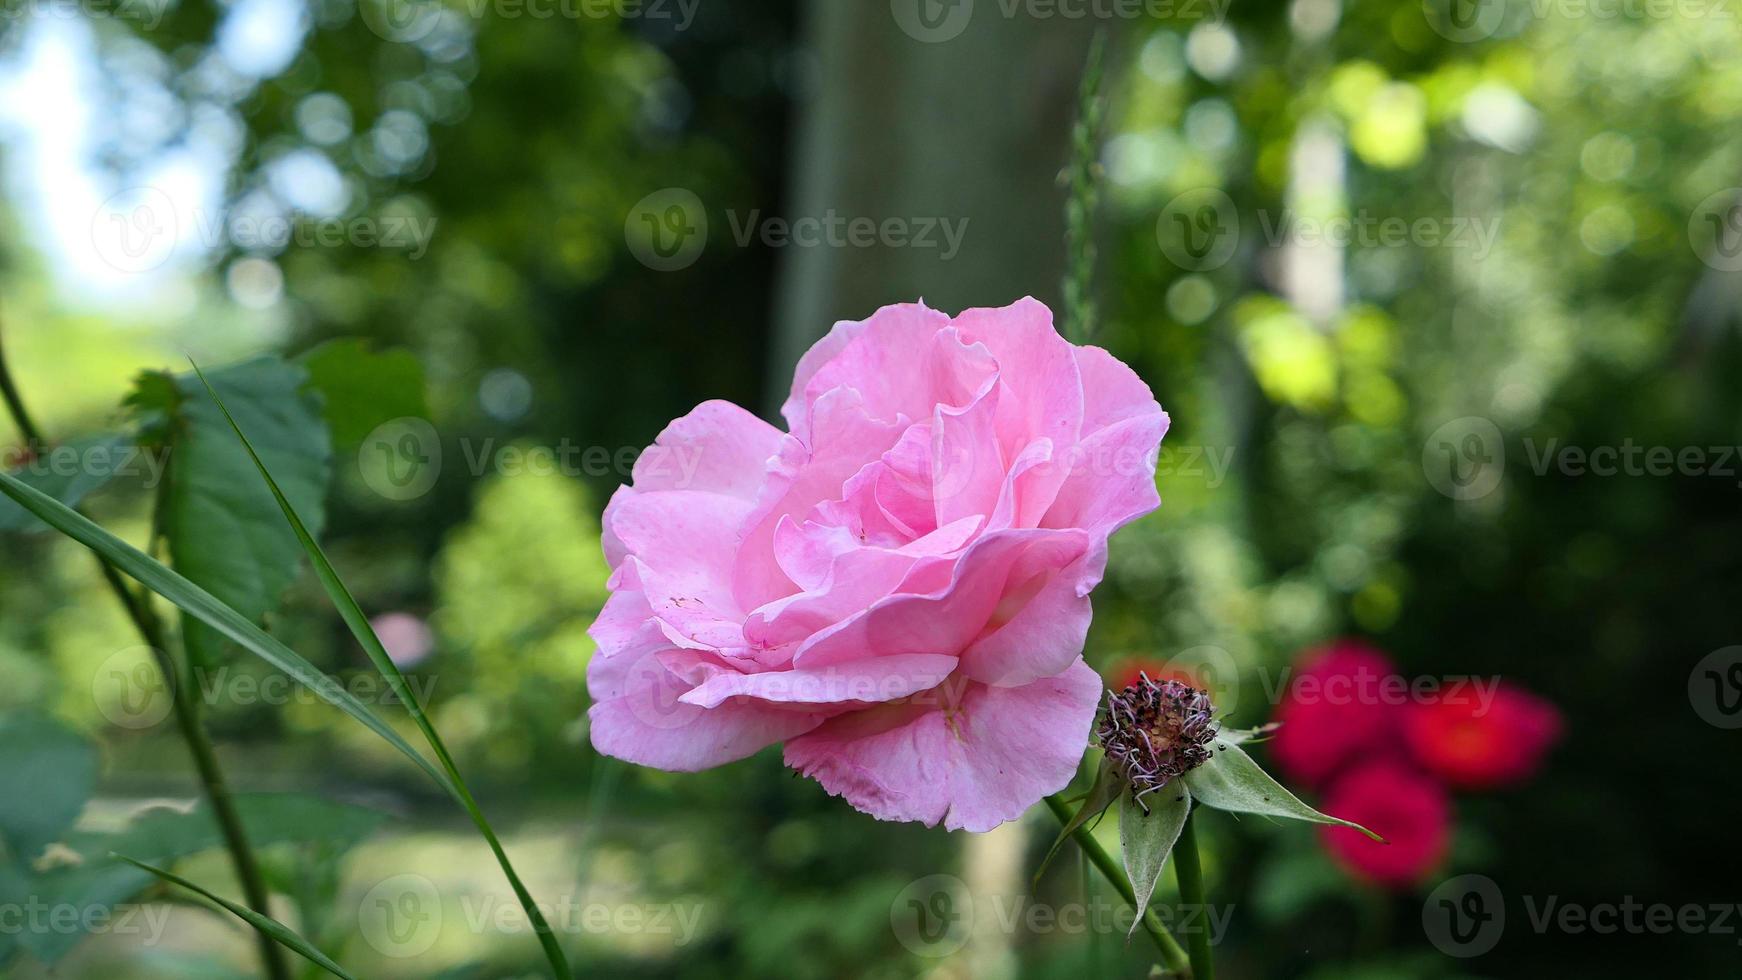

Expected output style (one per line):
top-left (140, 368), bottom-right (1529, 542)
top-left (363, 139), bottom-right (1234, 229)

top-left (0, 1), bottom-right (1733, 975)
top-left (128, 358), bottom-right (332, 668)
top-left (1035, 759), bottom-right (1121, 884)
top-left (0, 712), bottom-right (96, 863)
top-left (0, 434), bottom-right (131, 534)
top-left (196, 366), bottom-right (574, 979)
top-left (298, 340), bottom-right (429, 451)
top-left (0, 456), bottom-right (448, 791)
top-left (114, 856), bottom-right (361, 980)
top-left (432, 459), bottom-right (608, 766)
top-left (20, 794), bottom-right (386, 965)
top-left (0, 704), bottom-right (384, 969)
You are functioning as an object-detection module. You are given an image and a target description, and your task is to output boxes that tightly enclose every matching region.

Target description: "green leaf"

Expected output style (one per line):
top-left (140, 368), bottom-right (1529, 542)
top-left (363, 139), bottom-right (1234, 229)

top-left (129, 358), bottom-right (332, 668)
top-left (0, 712), bottom-right (97, 862)
top-left (297, 340), bottom-right (428, 450)
top-left (0, 434), bottom-right (131, 533)
top-left (1118, 784), bottom-right (1191, 938)
top-left (1182, 740), bottom-right (1384, 841)
top-left (0, 468), bottom-right (449, 793)
top-left (0, 858), bottom-right (33, 963)
top-left (192, 365), bottom-right (576, 980)
top-left (1034, 759), bottom-right (1120, 886)
top-left (112, 855), bottom-right (360, 980)
top-left (23, 794), bottom-right (386, 964)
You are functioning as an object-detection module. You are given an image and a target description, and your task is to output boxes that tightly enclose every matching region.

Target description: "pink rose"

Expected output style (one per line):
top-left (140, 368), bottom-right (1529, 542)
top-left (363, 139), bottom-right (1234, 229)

top-left (586, 298), bottom-right (1168, 831)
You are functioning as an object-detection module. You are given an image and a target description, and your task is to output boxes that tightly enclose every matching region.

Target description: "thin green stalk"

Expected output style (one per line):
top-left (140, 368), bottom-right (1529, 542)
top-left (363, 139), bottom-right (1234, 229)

top-left (1044, 793), bottom-right (1191, 977)
top-left (0, 327), bottom-right (42, 454)
top-left (1173, 808), bottom-right (1215, 980)
top-left (115, 856), bottom-right (357, 980)
top-left (1061, 29), bottom-right (1107, 345)
top-left (0, 318), bottom-right (291, 980)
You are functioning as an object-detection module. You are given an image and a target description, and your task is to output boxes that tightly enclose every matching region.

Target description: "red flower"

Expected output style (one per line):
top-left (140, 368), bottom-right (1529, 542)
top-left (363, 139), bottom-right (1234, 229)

top-left (1319, 762), bottom-right (1451, 888)
top-left (1404, 682), bottom-right (1563, 790)
top-left (1270, 640), bottom-right (1404, 788)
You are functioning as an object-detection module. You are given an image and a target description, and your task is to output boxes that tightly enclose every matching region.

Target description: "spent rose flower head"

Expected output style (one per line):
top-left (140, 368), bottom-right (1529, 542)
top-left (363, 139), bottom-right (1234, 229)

top-left (1096, 675), bottom-right (1218, 811)
top-left (586, 298), bottom-right (1168, 831)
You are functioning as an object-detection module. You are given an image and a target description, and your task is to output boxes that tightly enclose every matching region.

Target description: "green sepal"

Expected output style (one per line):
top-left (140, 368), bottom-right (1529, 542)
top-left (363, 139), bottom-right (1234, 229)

top-left (1118, 783), bottom-right (1192, 938)
top-left (1183, 739), bottom-right (1384, 841)
top-left (1033, 758), bottom-right (1121, 887)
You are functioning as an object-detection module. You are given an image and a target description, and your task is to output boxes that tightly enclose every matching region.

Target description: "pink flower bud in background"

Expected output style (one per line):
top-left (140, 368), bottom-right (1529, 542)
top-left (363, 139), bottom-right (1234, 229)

top-left (370, 611), bottom-right (434, 668)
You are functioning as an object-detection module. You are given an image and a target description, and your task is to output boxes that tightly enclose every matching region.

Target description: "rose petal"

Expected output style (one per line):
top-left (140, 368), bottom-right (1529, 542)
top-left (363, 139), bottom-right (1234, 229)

top-left (780, 304), bottom-right (939, 441)
top-left (733, 388), bottom-right (909, 611)
top-left (588, 642), bottom-right (824, 771)
top-left (952, 297), bottom-right (1085, 456)
top-left (631, 399), bottom-right (784, 500)
top-left (1042, 408), bottom-right (1169, 544)
top-left (793, 527), bottom-right (1091, 669)
top-left (782, 659), bottom-right (1104, 832)
top-left (956, 545), bottom-right (1098, 688)
top-left (798, 313), bottom-right (996, 437)
top-left (930, 378), bottom-right (1006, 530)
top-left (1074, 343), bottom-right (1162, 435)
top-left (678, 653), bottom-right (960, 708)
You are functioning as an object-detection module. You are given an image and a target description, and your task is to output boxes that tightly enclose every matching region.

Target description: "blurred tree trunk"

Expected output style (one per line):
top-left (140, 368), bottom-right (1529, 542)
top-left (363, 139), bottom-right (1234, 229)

top-left (766, 3), bottom-right (1105, 413)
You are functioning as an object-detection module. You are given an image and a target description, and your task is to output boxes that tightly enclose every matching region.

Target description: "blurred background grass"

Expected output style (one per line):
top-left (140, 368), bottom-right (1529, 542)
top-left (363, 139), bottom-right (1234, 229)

top-left (1, 1), bottom-right (1740, 977)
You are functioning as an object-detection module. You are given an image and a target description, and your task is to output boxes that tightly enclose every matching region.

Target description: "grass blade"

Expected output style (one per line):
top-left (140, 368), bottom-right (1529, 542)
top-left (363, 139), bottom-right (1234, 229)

top-left (0, 470), bottom-right (451, 792)
top-left (113, 854), bottom-right (360, 980)
top-left (193, 364), bottom-right (576, 980)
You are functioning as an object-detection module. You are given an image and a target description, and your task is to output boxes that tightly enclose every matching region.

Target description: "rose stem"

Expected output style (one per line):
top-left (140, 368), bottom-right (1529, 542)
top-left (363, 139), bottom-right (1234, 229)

top-left (1043, 793), bottom-right (1193, 977)
top-left (1173, 806), bottom-right (1216, 980)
